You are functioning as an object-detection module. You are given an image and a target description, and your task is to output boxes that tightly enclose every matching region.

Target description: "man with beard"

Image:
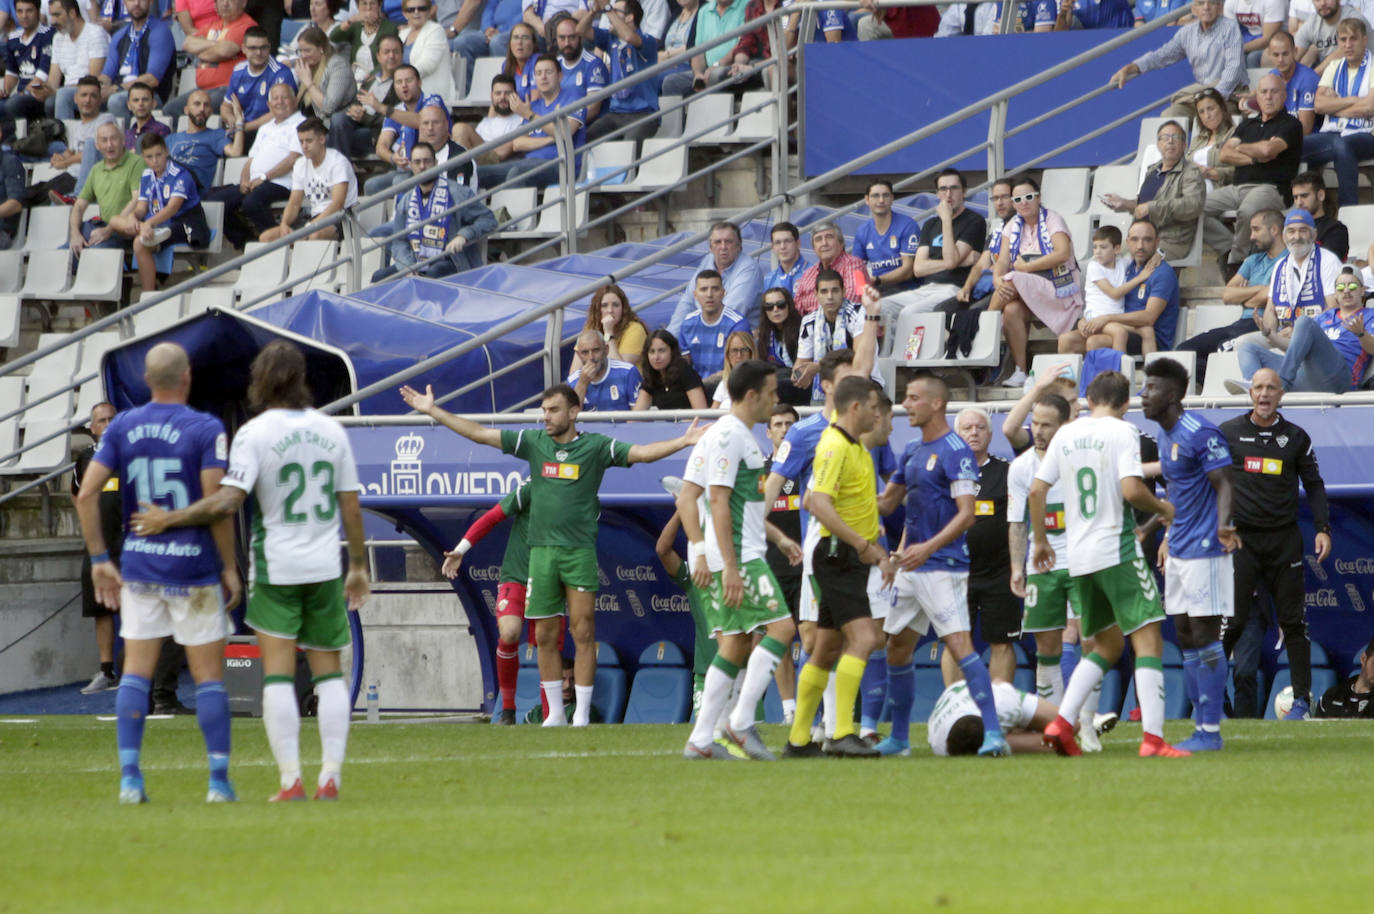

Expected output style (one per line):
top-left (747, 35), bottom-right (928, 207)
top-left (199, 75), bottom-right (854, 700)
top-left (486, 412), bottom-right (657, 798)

top-left (166, 89), bottom-right (234, 191)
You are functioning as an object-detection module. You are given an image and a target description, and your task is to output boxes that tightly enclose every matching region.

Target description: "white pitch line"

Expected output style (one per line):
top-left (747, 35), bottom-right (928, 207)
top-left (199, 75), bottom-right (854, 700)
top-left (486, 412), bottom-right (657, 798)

top-left (0, 718), bottom-right (38, 724)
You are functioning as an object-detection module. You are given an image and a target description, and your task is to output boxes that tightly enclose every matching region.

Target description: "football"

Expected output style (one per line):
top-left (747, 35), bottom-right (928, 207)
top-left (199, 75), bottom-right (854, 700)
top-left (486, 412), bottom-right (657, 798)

top-left (1274, 685), bottom-right (1295, 718)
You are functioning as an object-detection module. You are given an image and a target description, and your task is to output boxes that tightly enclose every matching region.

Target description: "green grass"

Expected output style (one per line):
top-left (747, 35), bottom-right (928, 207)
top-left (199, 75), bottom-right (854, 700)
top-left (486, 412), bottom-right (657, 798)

top-left (1, 716), bottom-right (1370, 913)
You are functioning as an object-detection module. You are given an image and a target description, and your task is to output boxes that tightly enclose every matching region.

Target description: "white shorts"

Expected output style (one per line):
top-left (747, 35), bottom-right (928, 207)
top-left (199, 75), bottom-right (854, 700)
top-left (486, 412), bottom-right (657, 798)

top-left (120, 580), bottom-right (230, 646)
top-left (798, 519), bottom-right (822, 624)
top-left (1164, 554), bottom-right (1234, 618)
top-left (884, 569), bottom-right (970, 638)
top-left (867, 564), bottom-right (894, 621)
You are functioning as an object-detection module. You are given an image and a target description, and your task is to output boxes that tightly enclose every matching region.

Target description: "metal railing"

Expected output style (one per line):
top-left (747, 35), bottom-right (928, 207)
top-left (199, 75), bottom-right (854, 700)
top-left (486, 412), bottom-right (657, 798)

top-left (0, 3), bottom-right (1197, 485)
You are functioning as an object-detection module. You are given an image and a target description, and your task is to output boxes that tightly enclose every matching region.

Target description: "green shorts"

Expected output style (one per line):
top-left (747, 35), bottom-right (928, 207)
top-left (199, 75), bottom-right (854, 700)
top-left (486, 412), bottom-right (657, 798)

top-left (246, 577), bottom-right (350, 651)
top-left (525, 545), bottom-right (600, 619)
top-left (706, 559), bottom-right (791, 636)
top-left (1069, 558), bottom-right (1163, 638)
top-left (1023, 569), bottom-right (1076, 633)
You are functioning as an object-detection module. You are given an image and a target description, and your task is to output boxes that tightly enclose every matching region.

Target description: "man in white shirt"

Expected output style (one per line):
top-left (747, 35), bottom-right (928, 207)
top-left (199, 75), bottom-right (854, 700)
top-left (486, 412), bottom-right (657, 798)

top-left (523, 0), bottom-right (591, 38)
top-left (261, 115), bottom-right (358, 243)
top-left (1224, 0), bottom-right (1286, 65)
top-left (1295, 0), bottom-right (1368, 74)
top-left (451, 71), bottom-right (522, 165)
top-left (47, 0), bottom-right (109, 120)
top-left (46, 75), bottom-right (112, 189)
top-left (204, 80), bottom-right (303, 248)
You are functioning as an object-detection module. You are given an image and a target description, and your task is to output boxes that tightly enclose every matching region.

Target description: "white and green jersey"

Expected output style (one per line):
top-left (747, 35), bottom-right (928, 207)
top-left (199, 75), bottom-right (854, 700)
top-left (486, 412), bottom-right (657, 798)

top-left (1034, 415), bottom-right (1146, 577)
top-left (223, 408), bottom-right (361, 586)
top-left (1007, 447), bottom-right (1069, 570)
top-left (927, 681), bottom-right (1037, 756)
top-left (683, 414), bottom-right (767, 573)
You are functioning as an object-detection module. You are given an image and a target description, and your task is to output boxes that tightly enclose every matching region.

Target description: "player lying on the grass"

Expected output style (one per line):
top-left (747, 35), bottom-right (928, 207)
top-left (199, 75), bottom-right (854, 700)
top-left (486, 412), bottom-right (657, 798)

top-left (1029, 370), bottom-right (1189, 758)
top-left (874, 374), bottom-right (1010, 758)
top-left (1140, 356), bottom-right (1240, 752)
top-left (401, 382), bottom-right (704, 727)
top-left (132, 341), bottom-right (371, 801)
top-left (929, 679), bottom-right (1060, 756)
top-left (677, 360), bottom-right (804, 761)
top-left (76, 342), bottom-right (242, 805)
top-left (440, 480), bottom-right (544, 726)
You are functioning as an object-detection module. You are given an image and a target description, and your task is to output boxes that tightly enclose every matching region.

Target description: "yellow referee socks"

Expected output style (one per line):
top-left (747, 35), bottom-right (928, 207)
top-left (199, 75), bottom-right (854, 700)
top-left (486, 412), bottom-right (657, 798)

top-left (788, 663), bottom-right (829, 746)
top-left (832, 654), bottom-right (867, 740)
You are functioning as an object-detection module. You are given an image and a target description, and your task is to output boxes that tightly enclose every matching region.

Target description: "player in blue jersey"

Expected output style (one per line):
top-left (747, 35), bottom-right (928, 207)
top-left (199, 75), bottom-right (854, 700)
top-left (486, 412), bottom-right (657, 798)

top-left (74, 343), bottom-right (241, 804)
top-left (876, 374), bottom-right (1010, 757)
top-left (1140, 357), bottom-right (1240, 752)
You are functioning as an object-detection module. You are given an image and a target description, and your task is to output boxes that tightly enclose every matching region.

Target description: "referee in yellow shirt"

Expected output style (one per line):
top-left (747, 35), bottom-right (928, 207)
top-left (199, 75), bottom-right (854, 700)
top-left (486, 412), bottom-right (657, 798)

top-left (785, 376), bottom-right (895, 758)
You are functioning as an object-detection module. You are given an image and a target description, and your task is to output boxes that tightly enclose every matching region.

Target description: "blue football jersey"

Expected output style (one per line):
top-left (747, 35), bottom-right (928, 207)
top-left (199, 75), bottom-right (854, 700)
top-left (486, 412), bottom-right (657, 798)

top-left (851, 214), bottom-right (920, 279)
top-left (892, 431), bottom-right (980, 571)
top-left (1158, 411), bottom-right (1231, 559)
top-left (91, 402), bottom-right (229, 586)
top-left (139, 161), bottom-right (200, 217)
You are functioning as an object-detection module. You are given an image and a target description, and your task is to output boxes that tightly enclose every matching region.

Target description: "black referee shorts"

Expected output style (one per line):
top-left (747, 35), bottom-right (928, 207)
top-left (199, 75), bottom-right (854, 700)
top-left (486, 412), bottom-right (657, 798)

top-left (969, 578), bottom-right (1023, 644)
top-left (812, 536), bottom-right (872, 630)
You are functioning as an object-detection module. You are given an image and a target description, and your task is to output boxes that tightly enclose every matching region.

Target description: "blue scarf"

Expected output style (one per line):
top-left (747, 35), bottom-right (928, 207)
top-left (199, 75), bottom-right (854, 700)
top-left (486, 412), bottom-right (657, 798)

top-left (1271, 247), bottom-right (1328, 325)
top-left (1333, 51), bottom-right (1372, 132)
top-left (1005, 207), bottom-right (1079, 298)
top-left (406, 180), bottom-right (452, 261)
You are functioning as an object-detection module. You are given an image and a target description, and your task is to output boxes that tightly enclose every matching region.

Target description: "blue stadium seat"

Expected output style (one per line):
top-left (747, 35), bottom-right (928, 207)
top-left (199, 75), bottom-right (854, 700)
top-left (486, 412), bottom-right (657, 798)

top-left (1012, 668), bottom-right (1035, 695)
top-left (1121, 670), bottom-right (1191, 720)
top-left (913, 639), bottom-right (943, 667)
top-left (1098, 668), bottom-right (1124, 716)
top-left (762, 679), bottom-right (783, 724)
top-left (1161, 641), bottom-right (1183, 666)
top-left (514, 667), bottom-right (541, 721)
top-left (624, 641), bottom-right (691, 724)
top-left (593, 667), bottom-right (628, 724)
top-left (907, 667), bottom-right (947, 722)
top-left (1263, 668), bottom-right (1339, 719)
top-left (1275, 642), bottom-right (1331, 668)
top-left (520, 642), bottom-right (538, 665)
top-left (981, 643), bottom-right (1031, 667)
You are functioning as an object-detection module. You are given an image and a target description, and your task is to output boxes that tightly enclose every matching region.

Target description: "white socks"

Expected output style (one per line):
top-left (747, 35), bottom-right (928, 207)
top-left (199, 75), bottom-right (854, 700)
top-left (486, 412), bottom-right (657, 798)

top-left (262, 681), bottom-right (301, 790)
top-left (689, 665), bottom-right (736, 749)
top-left (540, 680), bottom-right (566, 726)
top-left (1059, 660), bottom-right (1105, 725)
top-left (315, 677), bottom-right (350, 788)
top-left (572, 685), bottom-right (594, 726)
top-left (1135, 665), bottom-right (1165, 739)
top-left (728, 643), bottom-right (783, 733)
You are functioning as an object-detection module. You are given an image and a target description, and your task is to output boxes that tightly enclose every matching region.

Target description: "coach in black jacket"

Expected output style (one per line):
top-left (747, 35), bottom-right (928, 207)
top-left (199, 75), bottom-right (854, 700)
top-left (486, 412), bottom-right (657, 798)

top-left (1219, 367), bottom-right (1330, 720)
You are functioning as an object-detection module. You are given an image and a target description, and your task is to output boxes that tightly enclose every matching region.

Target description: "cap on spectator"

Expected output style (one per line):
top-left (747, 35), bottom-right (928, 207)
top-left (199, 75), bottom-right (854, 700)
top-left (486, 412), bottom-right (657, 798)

top-left (1284, 208), bottom-right (1315, 229)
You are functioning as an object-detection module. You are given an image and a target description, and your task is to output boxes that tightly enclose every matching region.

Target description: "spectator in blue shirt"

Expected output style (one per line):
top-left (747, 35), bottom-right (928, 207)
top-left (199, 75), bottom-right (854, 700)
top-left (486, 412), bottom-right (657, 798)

top-left (668, 220), bottom-right (763, 336)
top-left (126, 131), bottom-right (210, 291)
top-left (578, 0), bottom-right (659, 141)
top-left (479, 53), bottom-right (585, 187)
top-left (1, 0), bottom-right (54, 130)
top-left (220, 26), bottom-right (296, 138)
top-left (1262, 29), bottom-right (1317, 135)
top-left (1086, 218), bottom-right (1180, 355)
top-left (0, 122), bottom-right (26, 247)
top-left (851, 178), bottom-right (920, 291)
top-left (1134, 0), bottom-right (1188, 24)
top-left (99, 0), bottom-right (175, 118)
top-left (1067, 0), bottom-right (1134, 28)
top-left (550, 12), bottom-right (607, 123)
top-left (166, 88), bottom-right (233, 190)
top-left (567, 328), bottom-right (642, 410)
top-left (450, 0), bottom-right (523, 83)
top-left (679, 268), bottom-right (751, 389)
top-left (763, 221), bottom-right (809, 295)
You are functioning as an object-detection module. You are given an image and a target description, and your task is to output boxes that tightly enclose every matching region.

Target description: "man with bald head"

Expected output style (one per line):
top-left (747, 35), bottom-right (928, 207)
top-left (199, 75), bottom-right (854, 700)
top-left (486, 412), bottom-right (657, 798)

top-left (567, 328), bottom-right (641, 411)
top-left (1219, 366), bottom-right (1331, 719)
top-left (1205, 72), bottom-right (1302, 275)
top-left (75, 342), bottom-right (242, 804)
top-left (166, 89), bottom-right (235, 192)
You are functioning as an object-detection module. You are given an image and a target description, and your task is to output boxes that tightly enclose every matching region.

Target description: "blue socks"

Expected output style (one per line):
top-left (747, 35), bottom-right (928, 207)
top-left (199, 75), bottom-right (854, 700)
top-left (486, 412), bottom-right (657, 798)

top-left (116, 674), bottom-right (151, 779)
top-left (885, 661), bottom-right (916, 743)
top-left (859, 649), bottom-right (888, 733)
top-left (1060, 641), bottom-right (1081, 684)
top-left (195, 681), bottom-right (232, 782)
top-left (1181, 647), bottom-right (1201, 716)
top-left (959, 653), bottom-right (1002, 736)
top-left (1195, 642), bottom-right (1226, 731)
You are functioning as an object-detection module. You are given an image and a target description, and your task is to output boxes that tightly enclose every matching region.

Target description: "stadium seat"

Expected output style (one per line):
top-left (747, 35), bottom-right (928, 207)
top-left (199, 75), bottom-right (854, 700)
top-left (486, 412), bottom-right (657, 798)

top-left (684, 92), bottom-right (733, 144)
top-left (73, 332), bottom-right (120, 419)
top-left (1276, 642), bottom-right (1331, 668)
top-left (459, 57), bottom-right (503, 107)
top-left (231, 242), bottom-right (290, 305)
top-left (185, 286), bottom-right (235, 316)
top-left (582, 140), bottom-right (636, 190)
top-left (907, 667), bottom-right (947, 722)
top-left (1098, 667), bottom-right (1124, 715)
top-left (1263, 667), bottom-right (1339, 719)
top-left (1122, 670), bottom-right (1191, 720)
top-left (1086, 165), bottom-right (1139, 217)
top-left (1161, 641), bottom-right (1183, 666)
top-left (0, 250), bottom-right (22, 293)
top-left (913, 639), bottom-right (943, 666)
top-left (729, 91), bottom-right (778, 142)
top-left (1064, 212), bottom-right (1094, 262)
top-left (877, 310), bottom-right (943, 392)
top-left (285, 240), bottom-right (340, 296)
top-left (1339, 204), bottom-right (1374, 254)
top-left (761, 679), bottom-right (783, 724)
top-left (514, 668), bottom-right (542, 722)
top-left (130, 293), bottom-right (185, 337)
top-left (53, 248), bottom-right (123, 303)
top-left (21, 206), bottom-right (70, 252)
top-left (1168, 214), bottom-right (1207, 269)
top-left (1040, 167), bottom-right (1092, 215)
top-left (488, 187), bottom-right (540, 235)
top-left (21, 373), bottom-right (74, 428)
top-left (1187, 304), bottom-right (1243, 338)
top-left (1029, 352), bottom-right (1081, 384)
top-left (20, 249), bottom-right (73, 298)
top-left (1144, 351), bottom-right (1198, 394)
top-left (0, 294), bottom-right (20, 349)
top-left (222, 156), bottom-right (249, 187)
top-left (592, 641), bottom-right (627, 724)
top-left (7, 418), bottom-right (72, 475)
top-left (617, 138), bottom-right (687, 193)
top-left (1201, 350), bottom-right (1243, 397)
top-left (624, 641), bottom-right (691, 724)
top-left (29, 331), bottom-right (81, 381)
top-left (982, 642), bottom-right (1030, 667)
top-left (0, 377), bottom-right (25, 467)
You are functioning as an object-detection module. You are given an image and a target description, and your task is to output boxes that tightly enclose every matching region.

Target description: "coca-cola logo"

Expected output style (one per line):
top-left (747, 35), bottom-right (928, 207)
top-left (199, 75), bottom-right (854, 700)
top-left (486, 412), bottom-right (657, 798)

top-left (650, 594), bottom-right (692, 613)
top-left (595, 593), bottom-right (620, 612)
top-left (1305, 588), bottom-right (1338, 608)
top-left (1334, 558), bottom-right (1374, 575)
top-left (615, 565), bottom-right (658, 583)
top-left (468, 566), bottom-right (501, 582)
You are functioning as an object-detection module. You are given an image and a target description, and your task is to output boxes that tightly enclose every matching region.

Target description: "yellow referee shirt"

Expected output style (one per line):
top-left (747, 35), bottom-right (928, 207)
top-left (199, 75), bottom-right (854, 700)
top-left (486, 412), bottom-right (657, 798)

top-left (811, 424), bottom-right (880, 542)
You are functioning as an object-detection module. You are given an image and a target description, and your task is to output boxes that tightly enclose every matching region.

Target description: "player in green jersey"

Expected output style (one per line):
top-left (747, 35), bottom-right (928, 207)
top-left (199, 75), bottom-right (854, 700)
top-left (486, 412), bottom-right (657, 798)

top-left (401, 382), bottom-right (704, 727)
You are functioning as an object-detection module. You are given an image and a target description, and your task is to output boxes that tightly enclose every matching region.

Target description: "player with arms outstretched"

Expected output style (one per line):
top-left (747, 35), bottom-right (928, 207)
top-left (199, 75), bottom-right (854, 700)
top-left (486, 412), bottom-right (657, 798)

top-left (132, 341), bottom-right (370, 800)
top-left (401, 382), bottom-right (703, 727)
top-left (1030, 370), bottom-right (1187, 758)
top-left (75, 342), bottom-right (242, 805)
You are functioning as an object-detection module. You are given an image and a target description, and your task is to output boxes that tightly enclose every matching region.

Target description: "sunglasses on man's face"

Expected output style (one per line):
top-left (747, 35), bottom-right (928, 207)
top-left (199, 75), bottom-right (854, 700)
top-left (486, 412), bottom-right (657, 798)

top-left (1012, 192), bottom-right (1039, 204)
top-left (404, 4), bottom-right (427, 11)
top-left (1335, 282), bottom-right (1363, 293)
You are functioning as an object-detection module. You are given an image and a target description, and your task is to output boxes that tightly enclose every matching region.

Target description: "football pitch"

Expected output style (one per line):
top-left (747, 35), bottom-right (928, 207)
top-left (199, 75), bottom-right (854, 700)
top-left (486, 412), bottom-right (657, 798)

top-left (1, 716), bottom-right (1368, 913)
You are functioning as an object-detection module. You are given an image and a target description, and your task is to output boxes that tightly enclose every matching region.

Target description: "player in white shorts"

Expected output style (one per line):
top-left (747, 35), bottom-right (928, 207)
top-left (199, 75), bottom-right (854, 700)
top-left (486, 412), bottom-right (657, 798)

top-left (928, 680), bottom-right (1060, 756)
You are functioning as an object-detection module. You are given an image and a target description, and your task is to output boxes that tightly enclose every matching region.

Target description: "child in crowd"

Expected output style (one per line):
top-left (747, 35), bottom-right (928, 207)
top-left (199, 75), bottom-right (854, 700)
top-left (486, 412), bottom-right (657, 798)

top-left (1075, 224), bottom-right (1159, 354)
